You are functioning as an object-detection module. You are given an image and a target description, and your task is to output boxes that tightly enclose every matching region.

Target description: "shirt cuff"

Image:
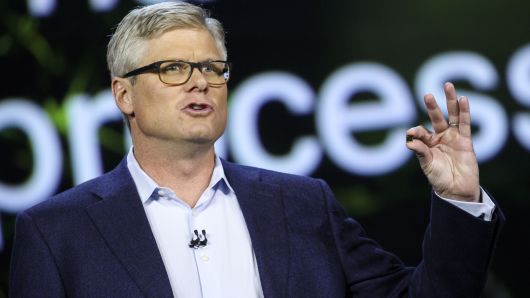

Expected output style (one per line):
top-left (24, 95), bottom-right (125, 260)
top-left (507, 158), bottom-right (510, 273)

top-left (436, 188), bottom-right (496, 221)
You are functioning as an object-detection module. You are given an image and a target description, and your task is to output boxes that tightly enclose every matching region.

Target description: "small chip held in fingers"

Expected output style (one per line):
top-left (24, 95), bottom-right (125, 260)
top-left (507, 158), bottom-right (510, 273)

top-left (406, 135), bottom-right (414, 143)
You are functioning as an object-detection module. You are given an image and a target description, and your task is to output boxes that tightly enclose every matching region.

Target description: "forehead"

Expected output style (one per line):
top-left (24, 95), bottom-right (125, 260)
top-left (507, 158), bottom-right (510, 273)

top-left (141, 28), bottom-right (221, 63)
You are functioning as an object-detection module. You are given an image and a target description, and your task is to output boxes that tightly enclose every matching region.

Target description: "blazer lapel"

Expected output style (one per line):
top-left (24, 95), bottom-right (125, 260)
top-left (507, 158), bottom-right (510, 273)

top-left (222, 160), bottom-right (290, 298)
top-left (86, 159), bottom-right (173, 297)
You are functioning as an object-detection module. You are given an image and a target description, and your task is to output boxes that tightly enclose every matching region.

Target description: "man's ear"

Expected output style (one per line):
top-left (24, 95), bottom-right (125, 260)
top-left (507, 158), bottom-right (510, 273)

top-left (112, 77), bottom-right (134, 116)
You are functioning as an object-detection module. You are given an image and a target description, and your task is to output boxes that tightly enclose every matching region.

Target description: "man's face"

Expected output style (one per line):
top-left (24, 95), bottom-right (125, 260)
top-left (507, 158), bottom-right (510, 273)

top-left (125, 28), bottom-right (228, 147)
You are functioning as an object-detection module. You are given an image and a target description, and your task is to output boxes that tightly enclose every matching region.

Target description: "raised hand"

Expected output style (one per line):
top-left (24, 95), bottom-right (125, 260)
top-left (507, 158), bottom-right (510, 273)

top-left (406, 82), bottom-right (480, 202)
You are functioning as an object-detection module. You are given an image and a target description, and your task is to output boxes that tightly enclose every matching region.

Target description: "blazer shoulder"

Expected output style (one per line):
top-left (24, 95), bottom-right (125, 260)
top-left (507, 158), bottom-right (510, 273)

top-left (24, 159), bottom-right (130, 220)
top-left (221, 159), bottom-right (332, 208)
top-left (222, 159), bottom-right (325, 188)
top-left (22, 177), bottom-right (99, 221)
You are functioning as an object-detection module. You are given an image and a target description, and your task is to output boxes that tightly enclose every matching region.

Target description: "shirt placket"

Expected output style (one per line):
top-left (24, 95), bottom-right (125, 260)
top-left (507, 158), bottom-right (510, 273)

top-left (188, 186), bottom-right (221, 298)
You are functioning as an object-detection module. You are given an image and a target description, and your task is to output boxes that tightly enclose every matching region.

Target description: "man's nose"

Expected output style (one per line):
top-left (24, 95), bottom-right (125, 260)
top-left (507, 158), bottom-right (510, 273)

top-left (187, 67), bottom-right (208, 90)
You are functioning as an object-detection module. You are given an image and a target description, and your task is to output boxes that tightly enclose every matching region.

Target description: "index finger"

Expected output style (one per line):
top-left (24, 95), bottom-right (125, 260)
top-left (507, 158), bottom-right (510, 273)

top-left (424, 93), bottom-right (448, 133)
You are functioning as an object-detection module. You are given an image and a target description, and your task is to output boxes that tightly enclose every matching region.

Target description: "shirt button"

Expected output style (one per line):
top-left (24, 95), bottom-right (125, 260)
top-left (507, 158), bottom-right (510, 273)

top-left (201, 255), bottom-right (209, 262)
top-left (192, 210), bottom-right (198, 217)
top-left (157, 189), bottom-right (165, 196)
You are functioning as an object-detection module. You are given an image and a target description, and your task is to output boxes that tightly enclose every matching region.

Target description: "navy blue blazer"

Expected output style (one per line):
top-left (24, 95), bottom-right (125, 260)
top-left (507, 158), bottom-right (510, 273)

top-left (10, 158), bottom-right (503, 297)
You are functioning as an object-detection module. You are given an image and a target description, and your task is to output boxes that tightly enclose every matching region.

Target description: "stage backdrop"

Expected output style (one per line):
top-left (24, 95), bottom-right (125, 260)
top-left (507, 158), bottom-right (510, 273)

top-left (1, 0), bottom-right (528, 296)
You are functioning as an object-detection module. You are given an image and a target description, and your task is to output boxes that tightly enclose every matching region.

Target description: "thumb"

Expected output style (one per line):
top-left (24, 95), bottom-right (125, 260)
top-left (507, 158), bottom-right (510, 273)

top-left (406, 137), bottom-right (433, 172)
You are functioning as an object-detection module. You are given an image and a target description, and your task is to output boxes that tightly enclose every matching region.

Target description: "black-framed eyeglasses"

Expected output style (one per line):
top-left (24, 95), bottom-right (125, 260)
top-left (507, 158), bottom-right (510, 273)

top-left (122, 60), bottom-right (231, 86)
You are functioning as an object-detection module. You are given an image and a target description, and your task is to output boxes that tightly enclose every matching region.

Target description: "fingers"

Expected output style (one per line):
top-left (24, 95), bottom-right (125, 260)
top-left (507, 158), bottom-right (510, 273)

top-left (444, 82), bottom-right (460, 127)
top-left (406, 126), bottom-right (433, 166)
top-left (406, 125), bottom-right (433, 145)
top-left (424, 82), bottom-right (472, 136)
top-left (458, 95), bottom-right (472, 138)
top-left (423, 93), bottom-right (447, 133)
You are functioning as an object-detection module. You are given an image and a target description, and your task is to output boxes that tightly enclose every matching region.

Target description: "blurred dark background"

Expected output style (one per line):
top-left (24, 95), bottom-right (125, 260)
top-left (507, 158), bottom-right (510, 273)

top-left (1, 0), bottom-right (528, 296)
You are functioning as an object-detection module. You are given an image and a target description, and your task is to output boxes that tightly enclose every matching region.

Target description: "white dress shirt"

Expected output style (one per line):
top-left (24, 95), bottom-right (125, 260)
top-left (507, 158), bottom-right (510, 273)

top-left (127, 150), bottom-right (264, 298)
top-left (438, 190), bottom-right (495, 221)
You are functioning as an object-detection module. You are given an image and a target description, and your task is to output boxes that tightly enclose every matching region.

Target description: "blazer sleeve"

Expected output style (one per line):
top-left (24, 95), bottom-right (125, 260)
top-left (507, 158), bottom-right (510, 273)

top-left (320, 180), bottom-right (504, 298)
top-left (9, 211), bottom-right (66, 298)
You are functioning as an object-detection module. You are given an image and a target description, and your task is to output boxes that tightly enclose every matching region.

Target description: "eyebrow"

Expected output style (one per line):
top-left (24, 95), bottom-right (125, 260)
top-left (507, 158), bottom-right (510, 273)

top-left (155, 57), bottom-right (222, 63)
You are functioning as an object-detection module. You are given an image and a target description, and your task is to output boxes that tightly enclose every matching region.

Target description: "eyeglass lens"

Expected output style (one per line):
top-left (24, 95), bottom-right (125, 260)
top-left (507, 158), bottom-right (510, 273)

top-left (159, 61), bottom-right (229, 85)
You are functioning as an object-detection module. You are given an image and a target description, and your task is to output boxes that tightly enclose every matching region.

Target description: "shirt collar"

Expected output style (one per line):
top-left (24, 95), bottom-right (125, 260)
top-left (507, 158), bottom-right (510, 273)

top-left (126, 147), bottom-right (234, 204)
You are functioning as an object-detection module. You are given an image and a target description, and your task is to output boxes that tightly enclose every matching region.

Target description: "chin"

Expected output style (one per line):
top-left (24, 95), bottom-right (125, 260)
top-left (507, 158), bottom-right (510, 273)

top-left (184, 125), bottom-right (224, 145)
top-left (188, 136), bottom-right (214, 145)
top-left (185, 131), bottom-right (220, 145)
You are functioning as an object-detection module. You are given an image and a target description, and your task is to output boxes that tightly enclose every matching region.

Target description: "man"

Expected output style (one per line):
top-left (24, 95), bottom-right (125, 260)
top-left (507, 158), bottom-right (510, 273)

top-left (10, 2), bottom-right (502, 297)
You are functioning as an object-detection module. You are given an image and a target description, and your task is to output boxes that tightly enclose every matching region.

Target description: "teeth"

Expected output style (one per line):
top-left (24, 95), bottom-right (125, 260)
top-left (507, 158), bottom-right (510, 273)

top-left (190, 103), bottom-right (205, 110)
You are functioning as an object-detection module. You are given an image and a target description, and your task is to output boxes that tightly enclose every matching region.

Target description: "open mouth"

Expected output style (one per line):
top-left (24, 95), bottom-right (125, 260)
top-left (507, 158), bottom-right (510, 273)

top-left (183, 102), bottom-right (213, 116)
top-left (188, 103), bottom-right (210, 111)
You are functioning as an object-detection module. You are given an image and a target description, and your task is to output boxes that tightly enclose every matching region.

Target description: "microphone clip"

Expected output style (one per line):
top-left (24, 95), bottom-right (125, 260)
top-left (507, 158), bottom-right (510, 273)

top-left (189, 229), bottom-right (208, 249)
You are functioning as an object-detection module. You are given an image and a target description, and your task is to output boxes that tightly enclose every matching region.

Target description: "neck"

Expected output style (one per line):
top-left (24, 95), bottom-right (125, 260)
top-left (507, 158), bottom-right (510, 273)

top-left (133, 139), bottom-right (217, 208)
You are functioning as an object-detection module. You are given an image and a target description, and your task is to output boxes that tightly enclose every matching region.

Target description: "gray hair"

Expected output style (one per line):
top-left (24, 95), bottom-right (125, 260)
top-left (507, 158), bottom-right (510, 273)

top-left (107, 1), bottom-right (227, 79)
